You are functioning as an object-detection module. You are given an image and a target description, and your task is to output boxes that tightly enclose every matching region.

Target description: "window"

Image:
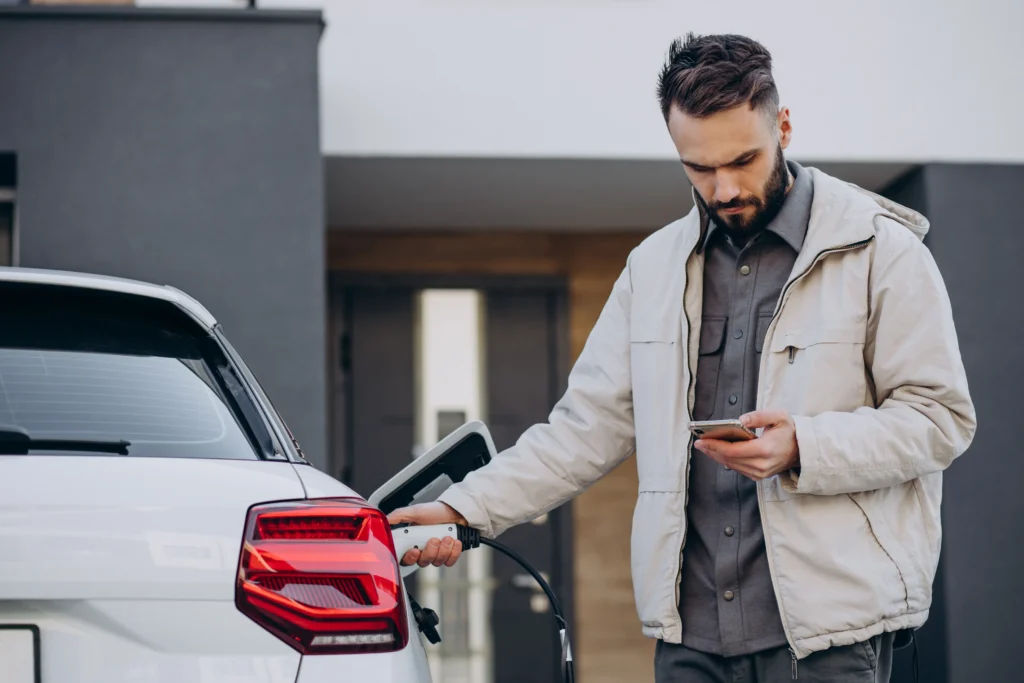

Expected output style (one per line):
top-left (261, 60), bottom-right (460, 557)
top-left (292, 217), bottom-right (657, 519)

top-left (0, 283), bottom-right (261, 460)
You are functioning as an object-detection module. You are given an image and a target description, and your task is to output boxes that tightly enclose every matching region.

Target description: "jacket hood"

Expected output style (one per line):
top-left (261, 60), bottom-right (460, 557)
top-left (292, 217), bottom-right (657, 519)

top-left (851, 185), bottom-right (929, 241)
top-left (808, 168), bottom-right (930, 243)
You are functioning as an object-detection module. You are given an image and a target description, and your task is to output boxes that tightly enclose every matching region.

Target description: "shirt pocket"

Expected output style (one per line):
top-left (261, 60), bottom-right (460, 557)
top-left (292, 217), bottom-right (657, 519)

top-left (693, 316), bottom-right (727, 421)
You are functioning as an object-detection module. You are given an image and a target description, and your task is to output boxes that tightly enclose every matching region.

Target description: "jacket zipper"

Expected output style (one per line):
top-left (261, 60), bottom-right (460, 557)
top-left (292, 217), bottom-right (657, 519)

top-left (754, 236), bottom-right (875, 661)
top-left (674, 240), bottom-right (700, 629)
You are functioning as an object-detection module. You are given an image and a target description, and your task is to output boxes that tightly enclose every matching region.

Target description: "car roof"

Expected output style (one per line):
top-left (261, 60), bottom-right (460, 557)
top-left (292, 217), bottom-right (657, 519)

top-left (0, 267), bottom-right (218, 328)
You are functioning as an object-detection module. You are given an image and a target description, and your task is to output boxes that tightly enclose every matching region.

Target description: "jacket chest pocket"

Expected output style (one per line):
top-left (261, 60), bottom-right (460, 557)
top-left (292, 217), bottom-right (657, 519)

top-left (630, 313), bottom-right (683, 492)
top-left (769, 324), bottom-right (864, 359)
top-left (767, 323), bottom-right (868, 414)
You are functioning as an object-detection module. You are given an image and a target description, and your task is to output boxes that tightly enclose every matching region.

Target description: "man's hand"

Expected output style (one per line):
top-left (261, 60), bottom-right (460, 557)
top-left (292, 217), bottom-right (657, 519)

top-left (694, 410), bottom-right (800, 482)
top-left (386, 502), bottom-right (467, 568)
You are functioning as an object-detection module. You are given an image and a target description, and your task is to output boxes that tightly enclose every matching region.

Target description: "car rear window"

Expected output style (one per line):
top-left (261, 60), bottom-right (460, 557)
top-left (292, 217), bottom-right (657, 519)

top-left (0, 282), bottom-right (260, 460)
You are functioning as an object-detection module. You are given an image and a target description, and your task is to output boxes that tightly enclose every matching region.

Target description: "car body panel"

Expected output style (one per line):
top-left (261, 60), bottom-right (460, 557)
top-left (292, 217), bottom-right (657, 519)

top-left (0, 456), bottom-right (304, 682)
top-left (292, 463), bottom-right (358, 499)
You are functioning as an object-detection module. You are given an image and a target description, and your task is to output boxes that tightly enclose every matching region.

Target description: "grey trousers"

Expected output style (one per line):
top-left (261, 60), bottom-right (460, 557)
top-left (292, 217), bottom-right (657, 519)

top-left (655, 633), bottom-right (895, 683)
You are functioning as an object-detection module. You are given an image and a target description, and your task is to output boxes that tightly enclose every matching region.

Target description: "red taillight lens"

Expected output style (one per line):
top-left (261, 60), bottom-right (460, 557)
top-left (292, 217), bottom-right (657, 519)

top-left (236, 499), bottom-right (408, 654)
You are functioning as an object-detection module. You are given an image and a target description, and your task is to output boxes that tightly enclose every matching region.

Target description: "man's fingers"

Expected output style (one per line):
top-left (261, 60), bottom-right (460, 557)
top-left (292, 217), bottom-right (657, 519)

top-left (696, 438), bottom-right (764, 459)
top-left (740, 410), bottom-right (788, 430)
top-left (432, 537), bottom-right (456, 567)
top-left (401, 538), bottom-right (463, 567)
top-left (416, 538), bottom-right (441, 567)
top-left (445, 541), bottom-right (463, 567)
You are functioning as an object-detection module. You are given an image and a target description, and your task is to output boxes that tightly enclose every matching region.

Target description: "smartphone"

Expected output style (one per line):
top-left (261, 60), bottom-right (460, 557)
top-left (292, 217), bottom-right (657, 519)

top-left (688, 419), bottom-right (756, 442)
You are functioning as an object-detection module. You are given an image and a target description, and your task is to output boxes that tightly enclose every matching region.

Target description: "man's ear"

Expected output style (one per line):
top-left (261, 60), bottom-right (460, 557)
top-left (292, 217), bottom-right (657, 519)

top-left (777, 106), bottom-right (792, 150)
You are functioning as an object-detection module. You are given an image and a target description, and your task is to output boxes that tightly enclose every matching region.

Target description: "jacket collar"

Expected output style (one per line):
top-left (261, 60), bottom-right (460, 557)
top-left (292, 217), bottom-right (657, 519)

top-left (680, 167), bottom-right (929, 266)
top-left (696, 161), bottom-right (812, 255)
top-left (693, 186), bottom-right (712, 254)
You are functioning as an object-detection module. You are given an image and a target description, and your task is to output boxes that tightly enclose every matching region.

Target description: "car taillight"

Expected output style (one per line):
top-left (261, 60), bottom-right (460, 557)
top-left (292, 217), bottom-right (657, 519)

top-left (236, 499), bottom-right (409, 654)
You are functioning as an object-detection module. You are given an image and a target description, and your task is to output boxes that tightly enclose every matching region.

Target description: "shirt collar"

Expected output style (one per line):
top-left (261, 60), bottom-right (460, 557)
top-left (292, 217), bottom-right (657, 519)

top-left (698, 160), bottom-right (812, 254)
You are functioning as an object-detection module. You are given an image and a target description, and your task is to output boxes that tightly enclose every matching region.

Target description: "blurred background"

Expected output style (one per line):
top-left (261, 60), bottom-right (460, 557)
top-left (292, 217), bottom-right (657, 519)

top-left (1, 1), bottom-right (1021, 682)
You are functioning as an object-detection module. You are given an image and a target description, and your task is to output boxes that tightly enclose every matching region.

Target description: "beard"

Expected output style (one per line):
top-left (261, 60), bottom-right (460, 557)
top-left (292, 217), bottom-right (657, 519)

top-left (705, 145), bottom-right (789, 240)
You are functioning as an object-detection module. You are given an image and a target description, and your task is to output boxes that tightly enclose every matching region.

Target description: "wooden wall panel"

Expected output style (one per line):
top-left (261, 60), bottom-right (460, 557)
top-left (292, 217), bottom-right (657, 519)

top-left (329, 229), bottom-right (656, 683)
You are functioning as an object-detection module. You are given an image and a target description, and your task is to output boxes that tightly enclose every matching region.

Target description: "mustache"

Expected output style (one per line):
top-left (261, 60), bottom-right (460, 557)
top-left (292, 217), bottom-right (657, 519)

top-left (710, 197), bottom-right (762, 212)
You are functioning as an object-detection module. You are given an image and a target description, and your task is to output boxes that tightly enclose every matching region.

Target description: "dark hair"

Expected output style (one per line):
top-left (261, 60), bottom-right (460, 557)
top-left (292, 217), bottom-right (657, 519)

top-left (657, 33), bottom-right (779, 122)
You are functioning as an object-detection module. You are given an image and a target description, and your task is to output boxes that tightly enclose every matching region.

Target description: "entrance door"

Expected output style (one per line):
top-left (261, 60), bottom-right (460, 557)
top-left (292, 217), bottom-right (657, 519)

top-left (484, 289), bottom-right (572, 683)
top-left (330, 277), bottom-right (571, 683)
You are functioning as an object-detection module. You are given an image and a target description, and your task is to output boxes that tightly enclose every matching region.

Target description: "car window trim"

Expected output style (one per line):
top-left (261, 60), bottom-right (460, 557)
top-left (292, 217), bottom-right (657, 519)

top-left (211, 326), bottom-right (298, 463)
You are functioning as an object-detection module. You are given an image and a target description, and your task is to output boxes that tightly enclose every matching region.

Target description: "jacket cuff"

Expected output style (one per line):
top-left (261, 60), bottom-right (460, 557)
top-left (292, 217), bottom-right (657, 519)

top-left (436, 486), bottom-right (496, 538)
top-left (785, 415), bottom-right (821, 494)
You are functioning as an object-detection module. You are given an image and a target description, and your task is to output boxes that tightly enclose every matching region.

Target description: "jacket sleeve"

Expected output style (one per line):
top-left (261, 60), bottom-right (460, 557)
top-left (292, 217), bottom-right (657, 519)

top-left (437, 261), bottom-right (637, 537)
top-left (786, 221), bottom-right (977, 496)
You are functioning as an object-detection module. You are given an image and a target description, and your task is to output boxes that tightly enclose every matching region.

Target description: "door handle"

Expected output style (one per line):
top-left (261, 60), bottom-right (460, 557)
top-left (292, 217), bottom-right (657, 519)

top-left (510, 572), bottom-right (553, 614)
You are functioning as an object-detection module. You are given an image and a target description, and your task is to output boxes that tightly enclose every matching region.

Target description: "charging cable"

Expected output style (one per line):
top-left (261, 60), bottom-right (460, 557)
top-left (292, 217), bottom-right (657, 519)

top-left (393, 523), bottom-right (575, 683)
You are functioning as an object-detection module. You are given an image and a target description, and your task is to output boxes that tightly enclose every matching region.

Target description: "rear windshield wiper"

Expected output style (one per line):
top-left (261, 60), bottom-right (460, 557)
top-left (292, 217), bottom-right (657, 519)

top-left (0, 425), bottom-right (131, 455)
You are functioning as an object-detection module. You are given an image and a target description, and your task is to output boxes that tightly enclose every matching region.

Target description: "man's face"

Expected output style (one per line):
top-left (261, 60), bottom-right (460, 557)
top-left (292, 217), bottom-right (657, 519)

top-left (667, 103), bottom-right (793, 236)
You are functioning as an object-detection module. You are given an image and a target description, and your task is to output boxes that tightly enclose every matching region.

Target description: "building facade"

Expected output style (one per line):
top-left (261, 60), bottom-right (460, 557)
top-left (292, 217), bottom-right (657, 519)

top-left (2, 2), bottom-right (1021, 682)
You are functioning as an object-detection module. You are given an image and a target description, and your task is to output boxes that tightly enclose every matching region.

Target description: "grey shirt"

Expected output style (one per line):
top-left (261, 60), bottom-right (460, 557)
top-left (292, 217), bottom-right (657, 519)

top-left (679, 161), bottom-right (813, 657)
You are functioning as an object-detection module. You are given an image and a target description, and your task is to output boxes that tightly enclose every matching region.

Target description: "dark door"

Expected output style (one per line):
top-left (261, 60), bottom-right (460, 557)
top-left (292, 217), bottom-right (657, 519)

top-left (485, 288), bottom-right (572, 683)
top-left (330, 278), bottom-right (571, 683)
top-left (333, 286), bottom-right (416, 495)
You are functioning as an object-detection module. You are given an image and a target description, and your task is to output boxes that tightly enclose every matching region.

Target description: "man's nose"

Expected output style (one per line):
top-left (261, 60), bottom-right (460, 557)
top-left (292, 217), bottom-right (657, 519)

top-left (713, 172), bottom-right (742, 205)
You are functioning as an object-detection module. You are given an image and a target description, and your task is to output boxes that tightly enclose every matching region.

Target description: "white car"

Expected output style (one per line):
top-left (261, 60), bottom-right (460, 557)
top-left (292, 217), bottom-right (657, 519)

top-left (0, 268), bottom-right (441, 683)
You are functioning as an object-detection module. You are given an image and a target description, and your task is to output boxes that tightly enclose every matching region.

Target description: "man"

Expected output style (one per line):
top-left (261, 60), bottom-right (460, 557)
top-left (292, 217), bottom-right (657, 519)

top-left (389, 33), bottom-right (976, 682)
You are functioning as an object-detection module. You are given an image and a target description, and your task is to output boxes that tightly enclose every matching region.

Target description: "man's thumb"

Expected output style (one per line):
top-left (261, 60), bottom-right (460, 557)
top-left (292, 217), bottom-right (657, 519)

top-left (386, 506), bottom-right (421, 526)
top-left (740, 410), bottom-right (785, 429)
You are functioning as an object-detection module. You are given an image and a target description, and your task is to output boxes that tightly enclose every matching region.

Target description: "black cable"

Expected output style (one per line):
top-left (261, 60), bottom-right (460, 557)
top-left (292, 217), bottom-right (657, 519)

top-left (453, 527), bottom-right (574, 682)
top-left (911, 631), bottom-right (919, 683)
top-left (480, 537), bottom-right (566, 630)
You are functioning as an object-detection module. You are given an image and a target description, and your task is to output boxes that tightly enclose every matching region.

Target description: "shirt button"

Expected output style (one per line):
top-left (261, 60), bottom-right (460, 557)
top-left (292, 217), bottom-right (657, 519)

top-left (724, 526), bottom-right (735, 537)
top-left (728, 394), bottom-right (738, 405)
top-left (724, 590), bottom-right (735, 601)
top-left (740, 265), bottom-right (751, 276)
top-left (733, 329), bottom-right (743, 339)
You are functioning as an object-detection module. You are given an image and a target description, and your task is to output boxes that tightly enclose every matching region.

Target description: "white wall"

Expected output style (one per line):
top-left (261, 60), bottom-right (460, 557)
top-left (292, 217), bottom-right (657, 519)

top-left (262, 0), bottom-right (1023, 163)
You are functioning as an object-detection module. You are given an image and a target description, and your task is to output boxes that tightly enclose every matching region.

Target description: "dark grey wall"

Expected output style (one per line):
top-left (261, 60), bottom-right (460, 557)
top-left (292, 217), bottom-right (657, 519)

top-left (0, 7), bottom-right (327, 467)
top-left (918, 164), bottom-right (1024, 683)
top-left (887, 164), bottom-right (1023, 683)
top-left (883, 168), bottom-right (948, 683)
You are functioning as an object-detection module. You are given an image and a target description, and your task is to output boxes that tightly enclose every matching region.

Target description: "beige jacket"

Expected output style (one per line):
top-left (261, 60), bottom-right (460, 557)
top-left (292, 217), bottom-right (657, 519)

top-left (438, 168), bottom-right (976, 658)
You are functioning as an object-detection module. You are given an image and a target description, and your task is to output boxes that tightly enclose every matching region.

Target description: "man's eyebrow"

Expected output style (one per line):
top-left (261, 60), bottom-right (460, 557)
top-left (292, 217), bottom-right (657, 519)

top-left (680, 148), bottom-right (761, 170)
